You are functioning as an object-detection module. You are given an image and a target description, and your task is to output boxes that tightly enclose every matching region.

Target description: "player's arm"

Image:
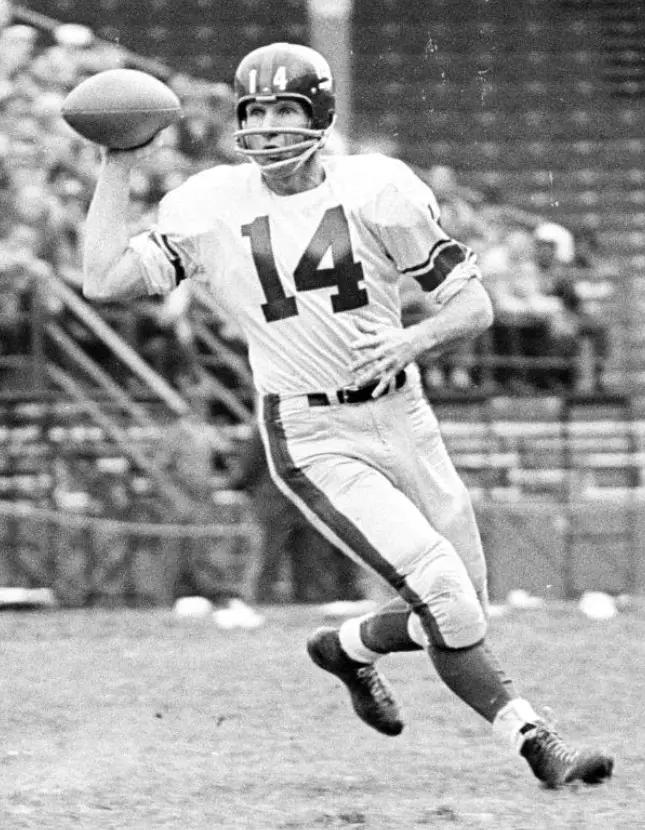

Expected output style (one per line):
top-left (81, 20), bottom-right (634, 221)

top-left (82, 148), bottom-right (151, 301)
top-left (351, 277), bottom-right (492, 395)
top-left (406, 277), bottom-right (493, 360)
top-left (352, 159), bottom-right (493, 395)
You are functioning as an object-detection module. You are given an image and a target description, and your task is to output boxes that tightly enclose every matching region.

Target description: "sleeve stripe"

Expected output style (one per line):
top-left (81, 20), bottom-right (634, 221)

top-left (401, 238), bottom-right (449, 276)
top-left (405, 240), bottom-right (475, 293)
top-left (149, 231), bottom-right (187, 286)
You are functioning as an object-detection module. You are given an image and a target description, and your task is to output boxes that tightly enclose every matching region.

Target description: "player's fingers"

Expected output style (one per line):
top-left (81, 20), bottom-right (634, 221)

top-left (371, 374), bottom-right (393, 398)
top-left (350, 357), bottom-right (371, 374)
top-left (352, 366), bottom-right (381, 386)
top-left (350, 332), bottom-right (382, 351)
top-left (352, 353), bottom-right (386, 382)
top-left (354, 318), bottom-right (379, 334)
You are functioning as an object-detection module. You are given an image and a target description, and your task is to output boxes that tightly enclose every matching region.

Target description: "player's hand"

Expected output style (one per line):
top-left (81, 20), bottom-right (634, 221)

top-left (349, 319), bottom-right (416, 398)
top-left (101, 143), bottom-right (153, 169)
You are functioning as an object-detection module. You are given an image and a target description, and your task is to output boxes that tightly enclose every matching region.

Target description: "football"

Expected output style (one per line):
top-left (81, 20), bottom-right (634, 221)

top-left (61, 68), bottom-right (182, 150)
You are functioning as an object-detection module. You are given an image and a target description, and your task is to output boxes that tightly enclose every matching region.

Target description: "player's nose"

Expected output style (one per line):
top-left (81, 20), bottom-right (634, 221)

top-left (261, 123), bottom-right (278, 139)
top-left (260, 109), bottom-right (282, 133)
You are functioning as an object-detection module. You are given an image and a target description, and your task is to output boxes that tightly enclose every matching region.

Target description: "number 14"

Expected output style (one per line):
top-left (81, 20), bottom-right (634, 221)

top-left (241, 206), bottom-right (369, 322)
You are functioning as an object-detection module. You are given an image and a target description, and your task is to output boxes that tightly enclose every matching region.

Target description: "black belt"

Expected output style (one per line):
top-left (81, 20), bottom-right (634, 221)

top-left (307, 370), bottom-right (407, 407)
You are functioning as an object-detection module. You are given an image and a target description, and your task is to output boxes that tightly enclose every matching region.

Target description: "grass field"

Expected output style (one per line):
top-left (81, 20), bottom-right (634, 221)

top-left (1, 600), bottom-right (643, 829)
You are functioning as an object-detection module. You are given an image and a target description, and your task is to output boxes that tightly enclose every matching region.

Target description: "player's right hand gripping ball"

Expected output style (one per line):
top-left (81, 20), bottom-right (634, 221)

top-left (61, 68), bottom-right (182, 150)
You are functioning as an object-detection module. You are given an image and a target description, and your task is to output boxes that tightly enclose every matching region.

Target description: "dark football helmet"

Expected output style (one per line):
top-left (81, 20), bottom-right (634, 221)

top-left (233, 42), bottom-right (336, 172)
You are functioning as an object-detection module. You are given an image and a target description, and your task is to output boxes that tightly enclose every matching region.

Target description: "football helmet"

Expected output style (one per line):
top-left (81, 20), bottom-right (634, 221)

top-left (233, 42), bottom-right (335, 173)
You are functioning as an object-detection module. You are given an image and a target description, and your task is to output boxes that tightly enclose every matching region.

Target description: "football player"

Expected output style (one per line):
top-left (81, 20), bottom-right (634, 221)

top-left (82, 42), bottom-right (613, 788)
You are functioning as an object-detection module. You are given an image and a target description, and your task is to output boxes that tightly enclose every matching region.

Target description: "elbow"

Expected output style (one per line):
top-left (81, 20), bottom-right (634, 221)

top-left (81, 273), bottom-right (104, 301)
top-left (82, 254), bottom-right (129, 301)
top-left (81, 282), bottom-right (97, 301)
top-left (82, 271), bottom-right (118, 302)
top-left (479, 291), bottom-right (495, 333)
top-left (471, 281), bottom-right (495, 334)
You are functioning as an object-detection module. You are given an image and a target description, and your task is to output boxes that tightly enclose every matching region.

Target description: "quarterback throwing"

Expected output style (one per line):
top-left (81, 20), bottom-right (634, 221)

top-left (82, 42), bottom-right (613, 789)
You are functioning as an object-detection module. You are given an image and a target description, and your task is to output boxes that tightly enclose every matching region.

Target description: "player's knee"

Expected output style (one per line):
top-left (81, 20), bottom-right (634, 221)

top-left (410, 579), bottom-right (487, 650)
top-left (438, 589), bottom-right (487, 649)
top-left (398, 535), bottom-right (487, 649)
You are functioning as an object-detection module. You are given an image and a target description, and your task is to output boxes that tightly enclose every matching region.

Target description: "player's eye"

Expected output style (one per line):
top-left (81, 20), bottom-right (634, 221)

top-left (277, 103), bottom-right (299, 116)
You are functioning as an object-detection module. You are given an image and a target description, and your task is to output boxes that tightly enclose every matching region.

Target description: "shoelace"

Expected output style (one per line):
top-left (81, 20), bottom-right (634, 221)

top-left (533, 726), bottom-right (579, 766)
top-left (355, 666), bottom-right (393, 705)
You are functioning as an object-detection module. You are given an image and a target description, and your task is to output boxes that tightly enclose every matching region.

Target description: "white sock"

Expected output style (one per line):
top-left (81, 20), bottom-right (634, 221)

top-left (493, 698), bottom-right (540, 753)
top-left (407, 612), bottom-right (429, 647)
top-left (338, 616), bottom-right (383, 664)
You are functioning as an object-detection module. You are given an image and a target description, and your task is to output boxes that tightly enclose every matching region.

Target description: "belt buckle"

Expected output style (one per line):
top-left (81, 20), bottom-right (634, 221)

top-left (337, 388), bottom-right (349, 404)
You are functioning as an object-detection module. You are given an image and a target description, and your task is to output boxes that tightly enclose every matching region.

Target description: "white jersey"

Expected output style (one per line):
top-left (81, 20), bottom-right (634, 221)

top-left (130, 153), bottom-right (480, 395)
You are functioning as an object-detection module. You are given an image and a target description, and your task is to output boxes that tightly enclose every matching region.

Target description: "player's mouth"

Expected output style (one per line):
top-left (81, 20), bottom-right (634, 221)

top-left (258, 145), bottom-right (299, 164)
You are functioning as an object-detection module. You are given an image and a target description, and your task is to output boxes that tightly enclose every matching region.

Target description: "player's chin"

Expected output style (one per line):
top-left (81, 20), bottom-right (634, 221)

top-left (259, 145), bottom-right (302, 166)
top-left (258, 156), bottom-right (301, 179)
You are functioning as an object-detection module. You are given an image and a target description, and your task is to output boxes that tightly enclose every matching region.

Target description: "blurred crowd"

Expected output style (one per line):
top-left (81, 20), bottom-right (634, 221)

top-left (0, 17), bottom-right (615, 403)
top-left (396, 161), bottom-right (614, 396)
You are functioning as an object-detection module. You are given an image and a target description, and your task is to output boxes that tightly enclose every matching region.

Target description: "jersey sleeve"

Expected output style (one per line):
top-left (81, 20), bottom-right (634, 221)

top-left (128, 184), bottom-right (205, 295)
top-left (365, 158), bottom-right (481, 304)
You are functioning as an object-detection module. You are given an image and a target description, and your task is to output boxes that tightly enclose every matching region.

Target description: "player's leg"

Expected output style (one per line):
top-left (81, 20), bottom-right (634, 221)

top-left (260, 394), bottom-right (613, 785)
top-left (322, 387), bottom-right (510, 723)
top-left (261, 393), bottom-right (507, 725)
top-left (260, 391), bottom-right (485, 734)
top-left (357, 386), bottom-right (614, 785)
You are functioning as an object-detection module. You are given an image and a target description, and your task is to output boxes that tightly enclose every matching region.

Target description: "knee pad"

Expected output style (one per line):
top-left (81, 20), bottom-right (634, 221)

top-left (399, 536), bottom-right (488, 650)
top-left (408, 576), bottom-right (488, 650)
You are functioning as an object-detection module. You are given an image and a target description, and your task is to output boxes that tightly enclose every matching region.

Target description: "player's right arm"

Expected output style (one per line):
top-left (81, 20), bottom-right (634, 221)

top-left (82, 148), bottom-right (152, 301)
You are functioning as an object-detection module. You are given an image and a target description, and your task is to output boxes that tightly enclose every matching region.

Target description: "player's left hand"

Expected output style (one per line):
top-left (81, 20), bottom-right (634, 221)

top-left (349, 319), bottom-right (417, 398)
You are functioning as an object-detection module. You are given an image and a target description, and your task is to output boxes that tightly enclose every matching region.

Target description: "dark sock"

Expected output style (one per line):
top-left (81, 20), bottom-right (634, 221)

top-left (428, 640), bottom-right (517, 723)
top-left (357, 600), bottom-right (516, 726)
top-left (359, 597), bottom-right (424, 654)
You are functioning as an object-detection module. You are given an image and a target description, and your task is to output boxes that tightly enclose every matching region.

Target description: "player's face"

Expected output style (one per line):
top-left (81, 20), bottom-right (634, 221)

top-left (243, 99), bottom-right (310, 164)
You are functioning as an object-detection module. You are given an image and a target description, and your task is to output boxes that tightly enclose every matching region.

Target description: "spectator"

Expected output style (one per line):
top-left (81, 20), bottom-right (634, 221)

top-left (0, 221), bottom-right (59, 387)
top-left (48, 172), bottom-right (89, 284)
top-left (533, 222), bottom-right (610, 392)
top-left (153, 413), bottom-right (265, 628)
top-left (534, 221), bottom-right (576, 268)
top-left (0, 24), bottom-right (39, 98)
top-left (422, 164), bottom-right (490, 246)
top-left (135, 284), bottom-right (203, 391)
top-left (480, 227), bottom-right (579, 392)
top-left (31, 23), bottom-right (95, 93)
top-left (9, 183), bottom-right (68, 268)
top-left (168, 78), bottom-right (238, 168)
top-left (133, 143), bottom-right (192, 207)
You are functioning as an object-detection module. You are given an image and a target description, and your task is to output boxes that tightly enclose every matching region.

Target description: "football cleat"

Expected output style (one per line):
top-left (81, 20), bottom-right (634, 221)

top-left (306, 626), bottom-right (403, 736)
top-left (520, 723), bottom-right (614, 788)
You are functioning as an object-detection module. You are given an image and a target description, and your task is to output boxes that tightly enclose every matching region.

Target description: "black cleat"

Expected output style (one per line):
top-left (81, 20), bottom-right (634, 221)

top-left (521, 723), bottom-right (614, 788)
top-left (307, 626), bottom-right (404, 737)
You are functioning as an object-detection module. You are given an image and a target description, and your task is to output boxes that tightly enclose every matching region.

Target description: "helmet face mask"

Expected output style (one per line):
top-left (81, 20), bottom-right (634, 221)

top-left (234, 42), bottom-right (336, 174)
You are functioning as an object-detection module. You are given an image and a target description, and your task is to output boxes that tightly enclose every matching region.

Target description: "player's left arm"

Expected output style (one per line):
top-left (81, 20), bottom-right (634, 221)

top-left (351, 159), bottom-right (493, 396)
top-left (350, 278), bottom-right (493, 396)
